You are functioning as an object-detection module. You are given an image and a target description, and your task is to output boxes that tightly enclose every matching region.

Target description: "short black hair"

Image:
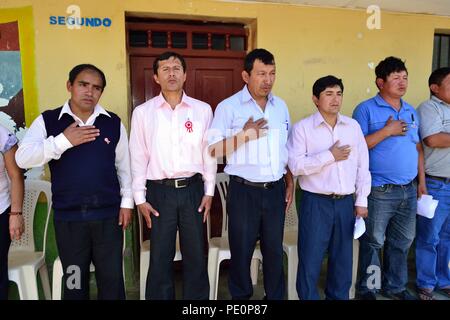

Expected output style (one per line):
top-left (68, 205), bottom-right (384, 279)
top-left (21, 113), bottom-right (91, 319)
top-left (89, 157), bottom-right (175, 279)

top-left (429, 67), bottom-right (450, 96)
top-left (429, 67), bottom-right (450, 87)
top-left (312, 75), bottom-right (344, 98)
top-left (375, 56), bottom-right (408, 82)
top-left (69, 64), bottom-right (106, 90)
top-left (153, 51), bottom-right (186, 75)
top-left (244, 48), bottom-right (275, 74)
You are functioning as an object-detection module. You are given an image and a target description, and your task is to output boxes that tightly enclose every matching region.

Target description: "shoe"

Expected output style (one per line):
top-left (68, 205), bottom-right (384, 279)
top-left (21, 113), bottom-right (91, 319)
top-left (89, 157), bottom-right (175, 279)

top-left (416, 287), bottom-right (435, 301)
top-left (357, 291), bottom-right (377, 300)
top-left (382, 290), bottom-right (417, 300)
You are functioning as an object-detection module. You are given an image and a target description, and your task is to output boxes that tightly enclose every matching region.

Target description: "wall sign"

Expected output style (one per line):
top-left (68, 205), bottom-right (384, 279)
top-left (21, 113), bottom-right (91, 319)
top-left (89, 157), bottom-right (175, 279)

top-left (49, 5), bottom-right (112, 29)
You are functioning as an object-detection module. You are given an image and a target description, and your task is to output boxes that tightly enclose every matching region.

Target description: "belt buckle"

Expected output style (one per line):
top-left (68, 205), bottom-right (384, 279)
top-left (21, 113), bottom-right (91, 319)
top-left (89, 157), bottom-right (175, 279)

top-left (263, 182), bottom-right (273, 189)
top-left (175, 179), bottom-right (187, 188)
top-left (331, 194), bottom-right (342, 199)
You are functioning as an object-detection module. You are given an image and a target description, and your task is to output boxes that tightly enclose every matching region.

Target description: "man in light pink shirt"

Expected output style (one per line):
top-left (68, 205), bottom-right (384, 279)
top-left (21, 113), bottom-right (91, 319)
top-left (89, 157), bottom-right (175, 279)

top-left (129, 52), bottom-right (216, 300)
top-left (287, 75), bottom-right (371, 300)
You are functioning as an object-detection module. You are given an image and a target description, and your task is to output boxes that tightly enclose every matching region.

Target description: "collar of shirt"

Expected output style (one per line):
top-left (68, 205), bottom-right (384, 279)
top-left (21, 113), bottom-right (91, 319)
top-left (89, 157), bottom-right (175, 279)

top-left (154, 91), bottom-right (193, 109)
top-left (59, 100), bottom-right (111, 125)
top-left (374, 93), bottom-right (412, 112)
top-left (431, 95), bottom-right (450, 107)
top-left (240, 85), bottom-right (274, 106)
top-left (312, 111), bottom-right (348, 128)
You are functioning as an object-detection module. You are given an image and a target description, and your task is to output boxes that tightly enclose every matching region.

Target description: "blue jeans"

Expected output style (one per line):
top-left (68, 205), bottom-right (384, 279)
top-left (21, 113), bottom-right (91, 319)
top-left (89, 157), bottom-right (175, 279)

top-left (416, 177), bottom-right (450, 290)
top-left (358, 182), bottom-right (417, 294)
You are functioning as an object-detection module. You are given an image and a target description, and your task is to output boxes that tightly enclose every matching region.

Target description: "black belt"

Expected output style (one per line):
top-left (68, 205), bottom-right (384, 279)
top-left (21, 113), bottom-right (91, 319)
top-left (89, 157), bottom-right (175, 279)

top-left (324, 194), bottom-right (349, 200)
top-left (306, 191), bottom-right (351, 200)
top-left (149, 173), bottom-right (202, 189)
top-left (230, 175), bottom-right (281, 189)
top-left (379, 180), bottom-right (415, 188)
top-left (426, 174), bottom-right (450, 184)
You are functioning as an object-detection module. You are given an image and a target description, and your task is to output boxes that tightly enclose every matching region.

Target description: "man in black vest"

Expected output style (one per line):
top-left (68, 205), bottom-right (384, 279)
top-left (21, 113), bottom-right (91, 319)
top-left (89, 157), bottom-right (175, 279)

top-left (16, 64), bottom-right (133, 300)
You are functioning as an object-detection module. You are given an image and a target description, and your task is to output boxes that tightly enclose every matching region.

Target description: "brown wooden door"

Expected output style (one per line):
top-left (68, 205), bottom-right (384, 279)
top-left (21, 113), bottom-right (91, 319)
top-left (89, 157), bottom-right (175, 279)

top-left (129, 55), bottom-right (243, 111)
top-left (128, 21), bottom-right (248, 242)
top-left (129, 55), bottom-right (243, 239)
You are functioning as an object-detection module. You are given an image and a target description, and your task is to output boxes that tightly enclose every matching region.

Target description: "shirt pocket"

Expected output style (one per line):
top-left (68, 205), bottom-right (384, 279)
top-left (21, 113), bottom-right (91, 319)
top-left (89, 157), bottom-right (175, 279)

top-left (368, 121), bottom-right (386, 134)
top-left (279, 119), bottom-right (289, 144)
top-left (406, 121), bottom-right (420, 144)
top-left (231, 116), bottom-right (249, 135)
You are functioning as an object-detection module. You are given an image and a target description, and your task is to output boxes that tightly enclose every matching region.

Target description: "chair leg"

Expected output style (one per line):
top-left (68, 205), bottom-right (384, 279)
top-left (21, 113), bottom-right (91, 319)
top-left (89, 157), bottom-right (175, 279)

top-left (122, 260), bottom-right (126, 300)
top-left (11, 270), bottom-right (26, 300)
top-left (20, 266), bottom-right (39, 300)
top-left (39, 264), bottom-right (52, 300)
top-left (287, 248), bottom-right (299, 300)
top-left (52, 258), bottom-right (63, 300)
top-left (250, 258), bottom-right (260, 286)
top-left (140, 252), bottom-right (149, 300)
top-left (207, 248), bottom-right (219, 300)
top-left (350, 239), bottom-right (359, 300)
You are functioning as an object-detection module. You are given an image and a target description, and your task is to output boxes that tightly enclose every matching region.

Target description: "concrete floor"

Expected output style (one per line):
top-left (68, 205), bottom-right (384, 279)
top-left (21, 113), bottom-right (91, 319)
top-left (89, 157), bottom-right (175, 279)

top-left (123, 256), bottom-right (450, 301)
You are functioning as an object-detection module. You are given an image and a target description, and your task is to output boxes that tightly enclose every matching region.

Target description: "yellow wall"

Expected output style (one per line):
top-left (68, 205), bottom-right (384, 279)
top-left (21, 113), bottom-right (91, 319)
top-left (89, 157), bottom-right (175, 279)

top-left (1, 0), bottom-right (450, 125)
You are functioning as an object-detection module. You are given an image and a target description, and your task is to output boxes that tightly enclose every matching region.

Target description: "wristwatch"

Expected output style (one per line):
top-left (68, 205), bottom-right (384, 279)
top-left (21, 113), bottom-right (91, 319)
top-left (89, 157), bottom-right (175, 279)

top-left (9, 211), bottom-right (23, 215)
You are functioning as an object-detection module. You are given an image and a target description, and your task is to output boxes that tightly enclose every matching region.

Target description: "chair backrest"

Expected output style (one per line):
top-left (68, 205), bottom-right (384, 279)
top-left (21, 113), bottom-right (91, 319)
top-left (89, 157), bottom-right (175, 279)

top-left (10, 179), bottom-right (52, 254)
top-left (284, 178), bottom-right (299, 232)
top-left (207, 173), bottom-right (229, 240)
top-left (208, 174), bottom-right (299, 236)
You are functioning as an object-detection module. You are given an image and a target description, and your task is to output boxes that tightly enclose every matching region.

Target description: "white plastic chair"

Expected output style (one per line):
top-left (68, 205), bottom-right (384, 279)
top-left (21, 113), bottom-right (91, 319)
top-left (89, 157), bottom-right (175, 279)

top-left (207, 173), bottom-right (263, 300)
top-left (8, 179), bottom-right (52, 300)
top-left (52, 230), bottom-right (127, 300)
top-left (138, 208), bottom-right (182, 300)
top-left (350, 239), bottom-right (359, 300)
top-left (283, 179), bottom-right (299, 300)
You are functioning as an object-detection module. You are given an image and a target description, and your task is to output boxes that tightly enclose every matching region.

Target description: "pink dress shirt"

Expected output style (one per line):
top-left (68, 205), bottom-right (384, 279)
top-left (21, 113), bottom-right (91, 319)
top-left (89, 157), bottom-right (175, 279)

top-left (129, 92), bottom-right (217, 205)
top-left (287, 112), bottom-right (371, 207)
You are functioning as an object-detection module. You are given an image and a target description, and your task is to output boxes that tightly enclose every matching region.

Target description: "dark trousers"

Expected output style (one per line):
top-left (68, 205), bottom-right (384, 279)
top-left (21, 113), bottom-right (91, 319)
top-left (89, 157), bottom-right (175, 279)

top-left (0, 209), bottom-right (11, 300)
top-left (227, 178), bottom-right (286, 300)
top-left (145, 179), bottom-right (209, 300)
top-left (296, 191), bottom-right (354, 300)
top-left (54, 216), bottom-right (125, 300)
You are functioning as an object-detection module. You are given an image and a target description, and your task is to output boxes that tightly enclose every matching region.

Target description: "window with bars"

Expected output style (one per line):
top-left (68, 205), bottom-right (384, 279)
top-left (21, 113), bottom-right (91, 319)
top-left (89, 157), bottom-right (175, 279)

top-left (127, 27), bottom-right (247, 52)
top-left (432, 33), bottom-right (450, 70)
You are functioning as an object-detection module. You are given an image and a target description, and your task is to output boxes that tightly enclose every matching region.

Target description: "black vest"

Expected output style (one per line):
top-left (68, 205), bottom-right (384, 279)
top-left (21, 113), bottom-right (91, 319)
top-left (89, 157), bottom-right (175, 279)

top-left (42, 107), bottom-right (121, 221)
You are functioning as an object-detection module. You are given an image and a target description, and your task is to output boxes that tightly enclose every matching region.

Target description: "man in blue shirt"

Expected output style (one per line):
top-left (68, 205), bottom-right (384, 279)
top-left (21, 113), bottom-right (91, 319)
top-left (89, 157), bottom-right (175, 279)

top-left (353, 56), bottom-right (426, 300)
top-left (208, 49), bottom-right (294, 300)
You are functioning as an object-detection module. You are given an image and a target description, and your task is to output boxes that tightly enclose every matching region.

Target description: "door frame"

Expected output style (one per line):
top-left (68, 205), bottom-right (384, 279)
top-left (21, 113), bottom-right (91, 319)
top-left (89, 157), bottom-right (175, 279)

top-left (125, 18), bottom-right (255, 268)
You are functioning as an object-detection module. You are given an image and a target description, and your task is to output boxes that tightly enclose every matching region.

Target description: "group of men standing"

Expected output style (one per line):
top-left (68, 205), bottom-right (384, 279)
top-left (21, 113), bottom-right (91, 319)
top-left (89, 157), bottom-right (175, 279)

top-left (13, 48), bottom-right (450, 301)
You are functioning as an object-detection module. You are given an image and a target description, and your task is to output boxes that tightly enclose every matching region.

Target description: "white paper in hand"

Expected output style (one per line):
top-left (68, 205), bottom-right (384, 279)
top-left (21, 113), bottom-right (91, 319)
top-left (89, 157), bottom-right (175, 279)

top-left (354, 217), bottom-right (366, 239)
top-left (417, 195), bottom-right (439, 219)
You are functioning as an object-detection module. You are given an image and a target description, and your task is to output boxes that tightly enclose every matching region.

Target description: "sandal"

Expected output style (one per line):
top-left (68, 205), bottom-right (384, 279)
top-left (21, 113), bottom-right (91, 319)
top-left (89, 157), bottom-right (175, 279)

top-left (417, 287), bottom-right (435, 300)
